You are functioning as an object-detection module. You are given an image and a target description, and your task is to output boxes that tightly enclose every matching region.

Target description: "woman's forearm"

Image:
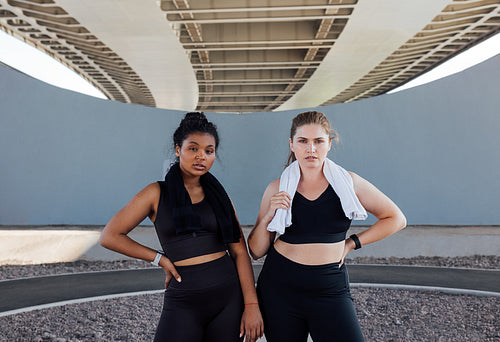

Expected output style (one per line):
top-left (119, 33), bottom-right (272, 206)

top-left (231, 241), bottom-right (264, 340)
top-left (248, 181), bottom-right (282, 260)
top-left (247, 219), bottom-right (275, 260)
top-left (230, 244), bottom-right (259, 303)
top-left (100, 229), bottom-right (158, 263)
top-left (356, 213), bottom-right (406, 247)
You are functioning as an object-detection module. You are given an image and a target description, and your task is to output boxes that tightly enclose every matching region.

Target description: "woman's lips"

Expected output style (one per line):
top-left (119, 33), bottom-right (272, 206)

top-left (193, 163), bottom-right (206, 170)
top-left (305, 156), bottom-right (317, 161)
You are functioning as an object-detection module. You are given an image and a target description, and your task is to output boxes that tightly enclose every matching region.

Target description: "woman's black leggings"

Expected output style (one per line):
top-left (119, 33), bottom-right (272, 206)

top-left (154, 253), bottom-right (244, 342)
top-left (257, 246), bottom-right (364, 342)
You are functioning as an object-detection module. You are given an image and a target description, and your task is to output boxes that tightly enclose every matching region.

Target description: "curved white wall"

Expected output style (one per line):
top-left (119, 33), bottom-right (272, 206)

top-left (1, 56), bottom-right (499, 225)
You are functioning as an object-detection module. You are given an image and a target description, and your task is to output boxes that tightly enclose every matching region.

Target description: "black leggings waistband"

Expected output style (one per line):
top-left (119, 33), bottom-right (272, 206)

top-left (168, 253), bottom-right (238, 290)
top-left (259, 245), bottom-right (349, 294)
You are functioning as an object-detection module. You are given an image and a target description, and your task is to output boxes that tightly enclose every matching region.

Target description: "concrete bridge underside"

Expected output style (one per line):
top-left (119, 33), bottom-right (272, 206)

top-left (1, 0), bottom-right (499, 112)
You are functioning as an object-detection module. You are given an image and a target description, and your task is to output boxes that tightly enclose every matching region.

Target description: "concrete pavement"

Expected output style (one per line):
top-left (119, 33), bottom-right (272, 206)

top-left (1, 225), bottom-right (499, 265)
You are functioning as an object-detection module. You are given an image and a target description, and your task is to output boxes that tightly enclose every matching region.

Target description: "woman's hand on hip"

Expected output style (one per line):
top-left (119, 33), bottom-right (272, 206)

top-left (339, 237), bottom-right (356, 267)
top-left (159, 255), bottom-right (181, 288)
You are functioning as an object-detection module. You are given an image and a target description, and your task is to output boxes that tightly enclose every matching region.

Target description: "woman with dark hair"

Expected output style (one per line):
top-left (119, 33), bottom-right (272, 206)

top-left (248, 111), bottom-right (406, 342)
top-left (100, 112), bottom-right (263, 342)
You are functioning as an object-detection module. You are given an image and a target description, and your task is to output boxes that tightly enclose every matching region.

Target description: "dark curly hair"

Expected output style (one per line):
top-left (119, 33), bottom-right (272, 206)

top-left (173, 112), bottom-right (219, 151)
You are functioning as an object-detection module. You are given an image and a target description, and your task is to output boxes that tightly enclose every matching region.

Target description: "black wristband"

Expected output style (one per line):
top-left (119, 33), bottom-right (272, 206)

top-left (350, 234), bottom-right (362, 250)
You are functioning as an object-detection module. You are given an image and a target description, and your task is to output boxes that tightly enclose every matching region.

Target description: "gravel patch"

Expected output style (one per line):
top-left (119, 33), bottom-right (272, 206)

top-left (0, 288), bottom-right (498, 342)
top-left (345, 255), bottom-right (500, 269)
top-left (1, 255), bottom-right (498, 281)
top-left (0, 294), bottom-right (161, 342)
top-left (354, 288), bottom-right (500, 342)
top-left (0, 260), bottom-right (152, 280)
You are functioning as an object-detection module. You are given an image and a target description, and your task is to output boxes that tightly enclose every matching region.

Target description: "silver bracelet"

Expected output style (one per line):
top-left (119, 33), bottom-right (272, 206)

top-left (151, 252), bottom-right (163, 266)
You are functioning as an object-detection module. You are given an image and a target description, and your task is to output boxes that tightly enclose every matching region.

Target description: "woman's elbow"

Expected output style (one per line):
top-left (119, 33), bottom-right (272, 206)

top-left (246, 238), bottom-right (260, 260)
top-left (397, 212), bottom-right (407, 231)
top-left (99, 230), bottom-right (114, 250)
top-left (249, 248), bottom-right (262, 261)
top-left (99, 234), bottom-right (109, 249)
top-left (248, 242), bottom-right (267, 260)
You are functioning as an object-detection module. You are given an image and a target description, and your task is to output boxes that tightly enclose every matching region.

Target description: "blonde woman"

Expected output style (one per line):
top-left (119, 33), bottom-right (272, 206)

top-left (248, 111), bottom-right (406, 342)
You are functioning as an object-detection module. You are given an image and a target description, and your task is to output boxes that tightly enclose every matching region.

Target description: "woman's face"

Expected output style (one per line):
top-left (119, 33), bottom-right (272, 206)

top-left (289, 124), bottom-right (332, 169)
top-left (175, 132), bottom-right (216, 178)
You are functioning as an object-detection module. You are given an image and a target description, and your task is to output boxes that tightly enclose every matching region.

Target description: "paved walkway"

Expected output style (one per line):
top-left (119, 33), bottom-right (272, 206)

top-left (1, 225), bottom-right (499, 316)
top-left (1, 264), bottom-right (499, 314)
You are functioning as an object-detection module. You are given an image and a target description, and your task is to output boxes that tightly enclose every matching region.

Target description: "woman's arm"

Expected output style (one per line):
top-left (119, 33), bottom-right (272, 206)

top-left (247, 179), bottom-right (290, 259)
top-left (228, 236), bottom-right (264, 342)
top-left (100, 183), bottom-right (181, 285)
top-left (227, 208), bottom-right (264, 342)
top-left (342, 172), bottom-right (407, 260)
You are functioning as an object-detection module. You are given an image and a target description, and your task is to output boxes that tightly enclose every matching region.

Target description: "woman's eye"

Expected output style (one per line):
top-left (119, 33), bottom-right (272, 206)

top-left (298, 139), bottom-right (307, 143)
top-left (206, 150), bottom-right (214, 154)
top-left (189, 147), bottom-right (197, 151)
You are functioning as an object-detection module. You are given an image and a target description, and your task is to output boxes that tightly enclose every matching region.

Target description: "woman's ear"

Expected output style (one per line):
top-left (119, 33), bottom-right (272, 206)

top-left (328, 137), bottom-right (333, 151)
top-left (289, 138), bottom-right (294, 152)
top-left (175, 145), bottom-right (180, 157)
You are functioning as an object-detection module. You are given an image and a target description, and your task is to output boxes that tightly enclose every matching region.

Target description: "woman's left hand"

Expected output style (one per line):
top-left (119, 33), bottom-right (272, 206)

top-left (239, 304), bottom-right (264, 342)
top-left (339, 237), bottom-right (356, 267)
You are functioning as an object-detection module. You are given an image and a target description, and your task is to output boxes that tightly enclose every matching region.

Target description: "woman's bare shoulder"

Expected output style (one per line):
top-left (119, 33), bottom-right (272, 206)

top-left (265, 178), bottom-right (280, 193)
top-left (257, 178), bottom-right (280, 200)
top-left (134, 182), bottom-right (161, 203)
top-left (144, 181), bottom-right (161, 193)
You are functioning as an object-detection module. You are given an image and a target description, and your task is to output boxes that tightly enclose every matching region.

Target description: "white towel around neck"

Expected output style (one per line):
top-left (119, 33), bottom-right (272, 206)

top-left (267, 159), bottom-right (367, 234)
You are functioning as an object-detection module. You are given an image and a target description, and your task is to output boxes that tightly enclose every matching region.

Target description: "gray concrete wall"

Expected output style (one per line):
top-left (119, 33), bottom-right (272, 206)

top-left (1, 56), bottom-right (499, 226)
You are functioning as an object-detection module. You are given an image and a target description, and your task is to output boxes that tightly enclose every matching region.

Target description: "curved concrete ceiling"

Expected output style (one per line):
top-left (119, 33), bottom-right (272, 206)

top-left (1, 0), bottom-right (499, 113)
top-left (55, 0), bottom-right (198, 111)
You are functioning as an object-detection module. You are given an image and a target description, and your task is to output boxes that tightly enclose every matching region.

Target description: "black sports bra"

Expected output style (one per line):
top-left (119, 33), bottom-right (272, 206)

top-left (153, 181), bottom-right (227, 262)
top-left (279, 185), bottom-right (352, 244)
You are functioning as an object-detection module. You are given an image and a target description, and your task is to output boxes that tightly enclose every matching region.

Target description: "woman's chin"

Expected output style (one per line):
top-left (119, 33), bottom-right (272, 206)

top-left (300, 158), bottom-right (322, 168)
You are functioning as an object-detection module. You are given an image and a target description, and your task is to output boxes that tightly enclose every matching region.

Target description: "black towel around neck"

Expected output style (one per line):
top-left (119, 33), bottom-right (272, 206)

top-left (165, 162), bottom-right (241, 244)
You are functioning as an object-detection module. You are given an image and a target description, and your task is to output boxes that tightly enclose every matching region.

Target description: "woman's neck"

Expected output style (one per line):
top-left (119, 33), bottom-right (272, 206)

top-left (181, 173), bottom-right (201, 190)
top-left (297, 162), bottom-right (328, 195)
top-left (182, 173), bottom-right (205, 203)
top-left (298, 163), bottom-right (325, 182)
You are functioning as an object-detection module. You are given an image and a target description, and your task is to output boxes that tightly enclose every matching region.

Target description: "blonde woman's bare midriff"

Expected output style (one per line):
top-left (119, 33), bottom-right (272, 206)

top-left (274, 239), bottom-right (345, 265)
top-left (173, 251), bottom-right (227, 266)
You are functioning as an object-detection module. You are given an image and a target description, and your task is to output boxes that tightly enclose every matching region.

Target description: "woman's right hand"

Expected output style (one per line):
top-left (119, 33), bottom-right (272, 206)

top-left (265, 191), bottom-right (291, 221)
top-left (248, 179), bottom-right (284, 259)
top-left (159, 255), bottom-right (181, 289)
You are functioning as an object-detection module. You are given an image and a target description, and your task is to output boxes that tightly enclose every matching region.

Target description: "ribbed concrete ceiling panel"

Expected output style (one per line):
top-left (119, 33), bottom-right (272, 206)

top-left (1, 0), bottom-right (499, 113)
top-left (160, 0), bottom-right (354, 112)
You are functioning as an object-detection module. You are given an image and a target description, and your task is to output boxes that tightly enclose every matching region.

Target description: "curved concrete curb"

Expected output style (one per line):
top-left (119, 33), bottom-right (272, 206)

top-left (4, 282), bottom-right (500, 318)
top-left (1, 265), bottom-right (498, 316)
top-left (351, 283), bottom-right (500, 297)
